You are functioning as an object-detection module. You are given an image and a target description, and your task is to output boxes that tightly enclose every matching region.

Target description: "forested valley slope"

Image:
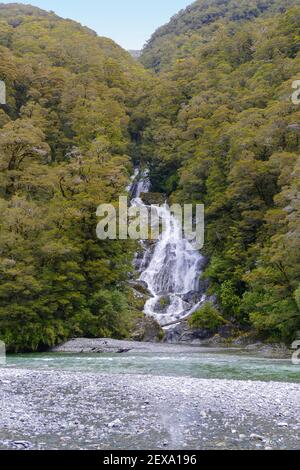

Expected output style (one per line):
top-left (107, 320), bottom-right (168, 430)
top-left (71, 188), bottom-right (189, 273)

top-left (0, 1), bottom-right (300, 351)
top-left (138, 0), bottom-right (300, 343)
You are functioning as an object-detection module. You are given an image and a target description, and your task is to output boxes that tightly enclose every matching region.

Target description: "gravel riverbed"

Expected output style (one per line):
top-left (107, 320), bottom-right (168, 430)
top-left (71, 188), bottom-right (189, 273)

top-left (52, 338), bottom-right (241, 354)
top-left (52, 338), bottom-right (291, 358)
top-left (0, 369), bottom-right (299, 450)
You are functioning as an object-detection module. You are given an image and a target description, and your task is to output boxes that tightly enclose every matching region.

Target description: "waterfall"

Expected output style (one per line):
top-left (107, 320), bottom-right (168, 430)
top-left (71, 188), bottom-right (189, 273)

top-left (130, 170), bottom-right (206, 328)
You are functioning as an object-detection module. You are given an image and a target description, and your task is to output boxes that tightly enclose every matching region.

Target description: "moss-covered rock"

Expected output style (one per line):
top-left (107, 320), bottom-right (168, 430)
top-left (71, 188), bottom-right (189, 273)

top-left (140, 192), bottom-right (165, 206)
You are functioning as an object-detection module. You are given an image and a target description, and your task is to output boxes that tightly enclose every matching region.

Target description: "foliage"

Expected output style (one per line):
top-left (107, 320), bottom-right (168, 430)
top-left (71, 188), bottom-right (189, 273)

top-left (0, 5), bottom-right (149, 352)
top-left (138, 2), bottom-right (300, 341)
top-left (189, 302), bottom-right (226, 331)
top-left (141, 0), bottom-right (298, 72)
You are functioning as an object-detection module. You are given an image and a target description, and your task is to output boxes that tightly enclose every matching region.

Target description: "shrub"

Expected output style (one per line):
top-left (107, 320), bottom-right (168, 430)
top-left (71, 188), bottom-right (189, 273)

top-left (188, 302), bottom-right (226, 331)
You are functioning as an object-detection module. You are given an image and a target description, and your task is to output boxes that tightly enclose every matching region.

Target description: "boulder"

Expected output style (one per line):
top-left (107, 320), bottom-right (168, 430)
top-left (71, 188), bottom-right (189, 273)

top-left (131, 316), bottom-right (164, 343)
top-left (182, 291), bottom-right (203, 305)
top-left (140, 192), bottom-right (165, 206)
top-left (128, 280), bottom-right (151, 297)
top-left (164, 321), bottom-right (212, 344)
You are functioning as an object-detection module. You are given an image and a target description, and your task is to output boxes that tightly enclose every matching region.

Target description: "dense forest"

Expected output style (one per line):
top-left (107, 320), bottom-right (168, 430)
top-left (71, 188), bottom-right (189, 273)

top-left (141, 0), bottom-right (299, 72)
top-left (0, 1), bottom-right (299, 351)
top-left (0, 4), bottom-right (149, 351)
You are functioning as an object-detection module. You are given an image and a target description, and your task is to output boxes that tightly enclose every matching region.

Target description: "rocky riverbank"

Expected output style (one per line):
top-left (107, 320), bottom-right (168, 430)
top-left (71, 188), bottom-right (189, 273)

top-left (0, 369), bottom-right (299, 450)
top-left (163, 321), bottom-right (293, 359)
top-left (52, 338), bottom-right (237, 354)
top-left (52, 337), bottom-right (292, 359)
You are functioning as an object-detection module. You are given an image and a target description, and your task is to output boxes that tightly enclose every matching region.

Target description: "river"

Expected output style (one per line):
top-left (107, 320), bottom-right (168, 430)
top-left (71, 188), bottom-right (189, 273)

top-left (3, 350), bottom-right (300, 383)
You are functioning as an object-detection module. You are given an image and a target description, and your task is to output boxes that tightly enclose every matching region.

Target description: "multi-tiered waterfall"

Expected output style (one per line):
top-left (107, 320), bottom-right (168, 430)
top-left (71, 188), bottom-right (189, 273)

top-left (130, 170), bottom-right (206, 328)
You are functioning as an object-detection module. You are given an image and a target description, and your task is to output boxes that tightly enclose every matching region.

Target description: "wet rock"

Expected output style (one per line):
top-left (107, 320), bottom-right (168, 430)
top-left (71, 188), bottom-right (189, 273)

top-left (164, 321), bottom-right (212, 344)
top-left (181, 291), bottom-right (203, 305)
top-left (128, 280), bottom-right (151, 297)
top-left (245, 343), bottom-right (291, 359)
top-left (134, 241), bottom-right (155, 272)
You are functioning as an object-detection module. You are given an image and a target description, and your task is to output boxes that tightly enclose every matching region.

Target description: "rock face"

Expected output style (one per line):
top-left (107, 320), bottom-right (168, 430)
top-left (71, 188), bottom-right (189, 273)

top-left (128, 280), bottom-right (152, 297)
top-left (182, 287), bottom-right (208, 304)
top-left (131, 316), bottom-right (164, 343)
top-left (243, 342), bottom-right (291, 359)
top-left (163, 318), bottom-right (239, 344)
top-left (163, 324), bottom-right (292, 359)
top-left (164, 321), bottom-right (212, 344)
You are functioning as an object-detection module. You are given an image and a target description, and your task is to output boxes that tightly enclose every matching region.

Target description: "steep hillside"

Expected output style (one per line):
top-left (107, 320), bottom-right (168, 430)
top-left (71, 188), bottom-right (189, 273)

top-left (1, 2), bottom-right (299, 350)
top-left (137, 4), bottom-right (300, 341)
top-left (140, 0), bottom-right (299, 72)
top-left (0, 4), bottom-right (149, 351)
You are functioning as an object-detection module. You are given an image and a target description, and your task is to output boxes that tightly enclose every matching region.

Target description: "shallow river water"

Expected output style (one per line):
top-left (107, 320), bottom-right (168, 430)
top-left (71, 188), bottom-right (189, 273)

top-left (3, 350), bottom-right (300, 383)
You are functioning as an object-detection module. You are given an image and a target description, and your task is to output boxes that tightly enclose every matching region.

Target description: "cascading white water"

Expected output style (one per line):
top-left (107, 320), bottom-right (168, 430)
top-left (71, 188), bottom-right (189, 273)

top-left (130, 170), bottom-right (206, 327)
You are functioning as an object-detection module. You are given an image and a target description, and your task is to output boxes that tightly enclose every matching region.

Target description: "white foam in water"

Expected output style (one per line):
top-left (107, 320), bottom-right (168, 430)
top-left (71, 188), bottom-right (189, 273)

top-left (130, 170), bottom-right (206, 327)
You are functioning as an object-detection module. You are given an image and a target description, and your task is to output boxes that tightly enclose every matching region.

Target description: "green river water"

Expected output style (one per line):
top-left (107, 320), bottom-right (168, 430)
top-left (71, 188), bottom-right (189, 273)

top-left (3, 350), bottom-right (300, 383)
